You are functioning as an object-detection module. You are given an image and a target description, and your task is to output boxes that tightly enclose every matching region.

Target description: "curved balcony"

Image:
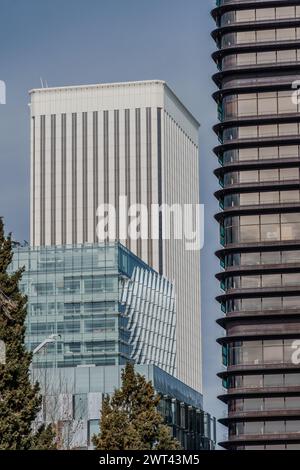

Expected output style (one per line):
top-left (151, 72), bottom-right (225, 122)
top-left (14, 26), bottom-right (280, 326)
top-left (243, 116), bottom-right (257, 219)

top-left (219, 432), bottom-right (300, 449)
top-left (211, 0), bottom-right (300, 20)
top-left (219, 362), bottom-right (300, 377)
top-left (214, 135), bottom-right (300, 155)
top-left (216, 285), bottom-right (300, 303)
top-left (215, 158), bottom-right (300, 177)
top-left (219, 17), bottom-right (300, 30)
top-left (219, 38), bottom-right (300, 54)
top-left (212, 40), bottom-right (300, 65)
top-left (215, 201), bottom-right (300, 222)
top-left (213, 75), bottom-right (300, 98)
top-left (217, 0), bottom-right (295, 4)
top-left (218, 309), bottom-right (300, 329)
top-left (215, 200), bottom-right (300, 217)
top-left (216, 262), bottom-right (300, 279)
top-left (214, 113), bottom-right (300, 136)
top-left (217, 321), bottom-right (300, 342)
top-left (215, 180), bottom-right (300, 199)
top-left (216, 239), bottom-right (300, 259)
top-left (219, 385), bottom-right (300, 402)
top-left (212, 18), bottom-right (300, 43)
top-left (220, 58), bottom-right (300, 74)
top-left (221, 409), bottom-right (300, 425)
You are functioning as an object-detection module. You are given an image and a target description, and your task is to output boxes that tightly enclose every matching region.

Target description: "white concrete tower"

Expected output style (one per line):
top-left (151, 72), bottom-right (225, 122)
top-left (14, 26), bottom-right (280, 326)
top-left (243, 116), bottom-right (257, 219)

top-left (29, 80), bottom-right (201, 391)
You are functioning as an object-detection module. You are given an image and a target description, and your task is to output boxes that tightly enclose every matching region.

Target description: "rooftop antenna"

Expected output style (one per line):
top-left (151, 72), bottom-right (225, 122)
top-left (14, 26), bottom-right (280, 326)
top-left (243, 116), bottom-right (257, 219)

top-left (40, 77), bottom-right (44, 88)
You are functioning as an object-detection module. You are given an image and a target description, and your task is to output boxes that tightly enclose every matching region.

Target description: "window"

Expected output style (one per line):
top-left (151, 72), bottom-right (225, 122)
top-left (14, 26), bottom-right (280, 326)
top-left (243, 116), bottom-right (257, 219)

top-left (64, 303), bottom-right (81, 315)
top-left (262, 274), bottom-right (281, 288)
top-left (260, 147), bottom-right (278, 159)
top-left (286, 420), bottom-right (300, 432)
top-left (84, 318), bottom-right (115, 333)
top-left (236, 10), bottom-right (255, 22)
top-left (61, 278), bottom-right (81, 294)
top-left (286, 374), bottom-right (300, 386)
top-left (258, 94), bottom-right (277, 115)
top-left (280, 168), bottom-right (299, 180)
top-left (244, 375), bottom-right (263, 388)
top-left (238, 96), bottom-right (257, 116)
top-left (241, 253), bottom-right (260, 266)
top-left (237, 31), bottom-right (256, 44)
top-left (64, 342), bottom-right (81, 354)
top-left (260, 192), bottom-right (279, 204)
top-left (224, 214), bottom-right (300, 245)
top-left (244, 421), bottom-right (263, 435)
top-left (257, 51), bottom-right (276, 64)
top-left (243, 341), bottom-right (263, 365)
top-left (238, 53), bottom-right (256, 66)
top-left (264, 374), bottom-right (284, 387)
top-left (30, 322), bottom-right (55, 335)
top-left (262, 297), bottom-right (281, 310)
top-left (261, 251), bottom-right (281, 264)
top-left (278, 95), bottom-right (296, 114)
top-left (88, 420), bottom-right (100, 445)
top-left (83, 276), bottom-right (116, 294)
top-left (264, 340), bottom-right (283, 364)
top-left (284, 297), bottom-right (300, 309)
top-left (286, 397), bottom-right (300, 409)
top-left (84, 341), bottom-right (115, 353)
top-left (58, 321), bottom-right (80, 334)
top-left (257, 8), bottom-right (275, 21)
top-left (73, 394), bottom-right (87, 420)
top-left (257, 30), bottom-right (275, 42)
top-left (276, 7), bottom-right (296, 20)
top-left (244, 398), bottom-right (263, 412)
top-left (32, 282), bottom-right (54, 295)
top-left (84, 276), bottom-right (104, 293)
top-left (265, 420), bottom-right (285, 434)
top-left (265, 397), bottom-right (284, 410)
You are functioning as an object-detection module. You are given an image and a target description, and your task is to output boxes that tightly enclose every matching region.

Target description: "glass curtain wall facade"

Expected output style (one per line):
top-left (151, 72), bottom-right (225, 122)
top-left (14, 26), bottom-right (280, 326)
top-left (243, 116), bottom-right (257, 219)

top-left (10, 243), bottom-right (176, 372)
top-left (122, 266), bottom-right (176, 375)
top-left (34, 365), bottom-right (216, 450)
top-left (212, 0), bottom-right (300, 450)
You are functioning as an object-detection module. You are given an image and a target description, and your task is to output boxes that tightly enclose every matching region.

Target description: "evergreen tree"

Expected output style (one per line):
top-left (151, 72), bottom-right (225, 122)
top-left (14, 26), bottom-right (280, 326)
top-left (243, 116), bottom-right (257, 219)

top-left (93, 363), bottom-right (182, 450)
top-left (0, 219), bottom-right (55, 449)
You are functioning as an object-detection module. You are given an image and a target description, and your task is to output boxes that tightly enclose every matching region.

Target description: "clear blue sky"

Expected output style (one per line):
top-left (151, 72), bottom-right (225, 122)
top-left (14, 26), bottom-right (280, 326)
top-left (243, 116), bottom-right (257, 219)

top-left (0, 0), bottom-right (225, 441)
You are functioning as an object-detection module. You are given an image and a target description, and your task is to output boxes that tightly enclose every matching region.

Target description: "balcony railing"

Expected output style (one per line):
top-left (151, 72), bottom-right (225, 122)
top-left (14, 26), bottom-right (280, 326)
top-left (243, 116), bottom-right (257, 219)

top-left (217, 0), bottom-right (280, 5)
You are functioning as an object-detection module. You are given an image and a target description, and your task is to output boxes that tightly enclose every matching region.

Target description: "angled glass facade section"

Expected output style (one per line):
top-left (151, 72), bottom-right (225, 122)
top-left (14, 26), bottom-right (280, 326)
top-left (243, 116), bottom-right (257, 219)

top-left (122, 267), bottom-right (176, 376)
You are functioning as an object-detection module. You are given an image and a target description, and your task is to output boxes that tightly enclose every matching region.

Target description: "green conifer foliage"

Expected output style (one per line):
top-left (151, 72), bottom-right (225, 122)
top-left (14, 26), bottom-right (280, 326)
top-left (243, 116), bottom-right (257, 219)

top-left (93, 363), bottom-right (182, 450)
top-left (0, 219), bottom-right (55, 449)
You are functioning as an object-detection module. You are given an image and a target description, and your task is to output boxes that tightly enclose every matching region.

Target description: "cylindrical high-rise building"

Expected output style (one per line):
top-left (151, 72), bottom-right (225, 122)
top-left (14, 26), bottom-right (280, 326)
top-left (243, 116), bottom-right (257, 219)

top-left (212, 0), bottom-right (300, 449)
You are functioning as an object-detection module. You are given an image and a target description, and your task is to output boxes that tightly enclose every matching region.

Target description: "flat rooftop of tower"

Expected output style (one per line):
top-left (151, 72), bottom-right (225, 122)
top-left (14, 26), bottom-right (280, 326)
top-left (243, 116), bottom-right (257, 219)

top-left (29, 79), bottom-right (200, 127)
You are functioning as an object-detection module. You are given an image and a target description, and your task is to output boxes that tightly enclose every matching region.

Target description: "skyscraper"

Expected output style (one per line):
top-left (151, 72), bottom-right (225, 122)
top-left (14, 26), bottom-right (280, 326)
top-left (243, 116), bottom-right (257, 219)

top-left (29, 80), bottom-right (201, 392)
top-left (212, 0), bottom-right (300, 449)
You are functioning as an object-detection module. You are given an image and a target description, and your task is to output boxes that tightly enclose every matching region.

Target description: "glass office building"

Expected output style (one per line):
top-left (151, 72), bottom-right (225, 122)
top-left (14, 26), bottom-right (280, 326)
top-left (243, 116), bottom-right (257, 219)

top-left (33, 364), bottom-right (216, 450)
top-left (10, 243), bottom-right (176, 373)
top-left (212, 0), bottom-right (300, 450)
top-left (10, 243), bottom-right (216, 449)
